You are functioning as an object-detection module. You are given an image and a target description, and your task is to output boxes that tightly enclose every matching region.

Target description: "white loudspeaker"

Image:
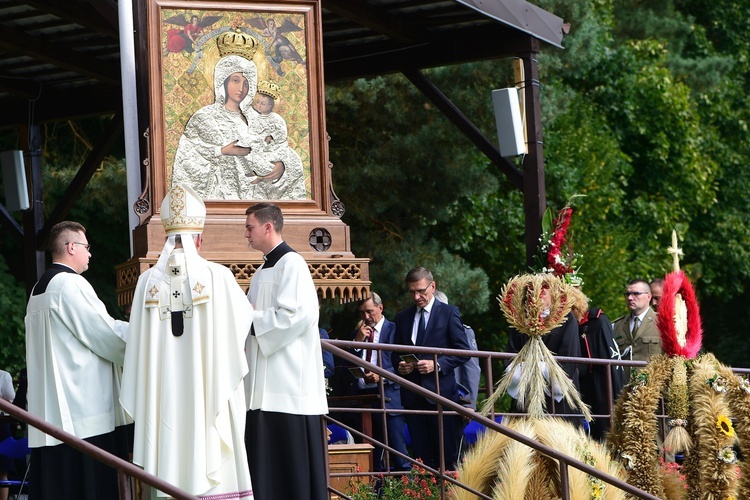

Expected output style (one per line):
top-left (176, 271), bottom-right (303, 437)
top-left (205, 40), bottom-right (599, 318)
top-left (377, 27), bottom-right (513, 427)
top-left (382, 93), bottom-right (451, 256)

top-left (492, 88), bottom-right (526, 157)
top-left (1, 150), bottom-right (30, 211)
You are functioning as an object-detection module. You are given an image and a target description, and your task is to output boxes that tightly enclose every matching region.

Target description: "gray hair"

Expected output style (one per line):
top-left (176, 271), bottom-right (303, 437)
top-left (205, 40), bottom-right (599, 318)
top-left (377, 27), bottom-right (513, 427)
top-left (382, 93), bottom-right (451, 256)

top-left (361, 292), bottom-right (383, 307)
top-left (434, 290), bottom-right (448, 304)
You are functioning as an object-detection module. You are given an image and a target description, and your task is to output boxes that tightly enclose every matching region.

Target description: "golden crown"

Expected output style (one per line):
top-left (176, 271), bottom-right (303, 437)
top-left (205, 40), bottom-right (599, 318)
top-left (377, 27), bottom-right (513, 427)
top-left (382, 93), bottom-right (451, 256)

top-left (257, 80), bottom-right (281, 100)
top-left (216, 29), bottom-right (258, 60)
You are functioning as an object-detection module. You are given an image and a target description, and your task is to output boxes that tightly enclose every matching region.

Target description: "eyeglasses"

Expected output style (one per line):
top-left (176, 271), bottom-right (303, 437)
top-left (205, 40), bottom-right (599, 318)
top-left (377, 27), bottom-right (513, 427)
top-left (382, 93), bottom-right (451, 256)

top-left (67, 241), bottom-right (91, 251)
top-left (623, 291), bottom-right (649, 298)
top-left (406, 281), bottom-right (433, 297)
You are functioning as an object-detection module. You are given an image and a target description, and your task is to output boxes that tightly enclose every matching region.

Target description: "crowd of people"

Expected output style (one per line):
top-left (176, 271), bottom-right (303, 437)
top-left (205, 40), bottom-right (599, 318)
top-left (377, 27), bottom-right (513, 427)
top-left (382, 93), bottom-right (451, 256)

top-left (9, 183), bottom-right (669, 499)
top-left (328, 275), bottom-right (667, 467)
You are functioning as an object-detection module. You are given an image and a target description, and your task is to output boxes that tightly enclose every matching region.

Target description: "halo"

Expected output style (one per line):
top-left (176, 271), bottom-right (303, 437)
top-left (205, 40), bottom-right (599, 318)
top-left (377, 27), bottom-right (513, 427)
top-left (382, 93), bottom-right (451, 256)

top-left (657, 270), bottom-right (702, 359)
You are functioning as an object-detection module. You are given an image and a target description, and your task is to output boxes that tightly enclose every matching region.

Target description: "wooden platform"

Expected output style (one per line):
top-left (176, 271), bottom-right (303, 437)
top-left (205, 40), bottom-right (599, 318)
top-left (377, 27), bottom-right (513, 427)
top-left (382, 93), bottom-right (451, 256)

top-left (328, 443), bottom-right (373, 498)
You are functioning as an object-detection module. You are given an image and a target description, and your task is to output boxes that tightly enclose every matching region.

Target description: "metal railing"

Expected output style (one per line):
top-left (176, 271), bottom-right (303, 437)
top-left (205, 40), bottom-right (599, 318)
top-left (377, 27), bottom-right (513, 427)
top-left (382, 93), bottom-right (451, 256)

top-left (5, 343), bottom-right (745, 500)
top-left (0, 398), bottom-right (198, 500)
top-left (323, 339), bottom-right (665, 500)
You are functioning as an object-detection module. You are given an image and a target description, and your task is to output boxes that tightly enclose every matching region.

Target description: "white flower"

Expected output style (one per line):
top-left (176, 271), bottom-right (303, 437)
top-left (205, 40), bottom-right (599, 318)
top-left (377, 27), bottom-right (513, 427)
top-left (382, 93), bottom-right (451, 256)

top-left (621, 453), bottom-right (636, 470)
top-left (718, 446), bottom-right (736, 464)
top-left (668, 418), bottom-right (687, 428)
top-left (711, 376), bottom-right (727, 393)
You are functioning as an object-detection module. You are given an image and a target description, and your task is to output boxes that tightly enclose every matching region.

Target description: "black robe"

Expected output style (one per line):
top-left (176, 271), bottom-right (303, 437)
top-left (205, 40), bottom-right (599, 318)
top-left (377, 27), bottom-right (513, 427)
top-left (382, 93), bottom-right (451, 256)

top-left (506, 312), bottom-right (582, 421)
top-left (578, 308), bottom-right (625, 440)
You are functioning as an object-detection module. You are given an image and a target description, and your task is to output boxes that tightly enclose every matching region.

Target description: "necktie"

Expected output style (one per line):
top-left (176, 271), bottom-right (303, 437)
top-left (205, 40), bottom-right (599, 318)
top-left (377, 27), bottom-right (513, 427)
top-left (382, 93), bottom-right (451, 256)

top-left (416, 308), bottom-right (426, 345)
top-left (364, 328), bottom-right (374, 365)
top-left (631, 316), bottom-right (640, 336)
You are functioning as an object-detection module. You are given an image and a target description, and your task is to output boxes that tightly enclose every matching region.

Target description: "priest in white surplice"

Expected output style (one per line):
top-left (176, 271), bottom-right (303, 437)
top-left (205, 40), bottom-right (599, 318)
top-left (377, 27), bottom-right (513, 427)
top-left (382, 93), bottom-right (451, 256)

top-left (25, 221), bottom-right (130, 500)
top-left (121, 184), bottom-right (253, 499)
top-left (243, 202), bottom-right (328, 500)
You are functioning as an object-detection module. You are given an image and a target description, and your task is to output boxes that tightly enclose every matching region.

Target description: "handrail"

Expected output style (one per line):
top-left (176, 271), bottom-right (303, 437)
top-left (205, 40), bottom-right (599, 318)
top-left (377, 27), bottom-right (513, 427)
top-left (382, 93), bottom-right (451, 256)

top-left (0, 398), bottom-right (198, 500)
top-left (324, 339), bottom-right (662, 500)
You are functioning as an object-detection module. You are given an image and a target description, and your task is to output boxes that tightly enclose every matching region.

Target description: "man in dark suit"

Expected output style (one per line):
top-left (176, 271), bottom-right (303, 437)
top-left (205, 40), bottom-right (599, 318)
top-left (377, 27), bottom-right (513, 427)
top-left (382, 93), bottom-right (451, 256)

top-left (392, 267), bottom-right (470, 469)
top-left (349, 293), bottom-right (410, 470)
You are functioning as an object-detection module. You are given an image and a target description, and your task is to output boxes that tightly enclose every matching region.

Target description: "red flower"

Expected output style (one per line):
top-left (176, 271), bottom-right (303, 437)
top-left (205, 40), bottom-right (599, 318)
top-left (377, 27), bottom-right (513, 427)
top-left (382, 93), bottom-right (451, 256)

top-left (546, 207), bottom-right (574, 277)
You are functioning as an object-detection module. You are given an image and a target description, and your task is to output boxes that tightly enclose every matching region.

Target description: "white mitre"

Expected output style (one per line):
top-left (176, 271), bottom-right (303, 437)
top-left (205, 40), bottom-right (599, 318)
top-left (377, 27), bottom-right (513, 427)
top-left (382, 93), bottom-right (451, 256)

top-left (144, 184), bottom-right (211, 314)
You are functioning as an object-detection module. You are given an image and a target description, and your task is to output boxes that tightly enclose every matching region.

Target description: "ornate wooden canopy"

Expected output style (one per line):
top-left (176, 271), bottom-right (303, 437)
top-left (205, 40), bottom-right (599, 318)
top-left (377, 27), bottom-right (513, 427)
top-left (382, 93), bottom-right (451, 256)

top-left (0, 0), bottom-right (566, 302)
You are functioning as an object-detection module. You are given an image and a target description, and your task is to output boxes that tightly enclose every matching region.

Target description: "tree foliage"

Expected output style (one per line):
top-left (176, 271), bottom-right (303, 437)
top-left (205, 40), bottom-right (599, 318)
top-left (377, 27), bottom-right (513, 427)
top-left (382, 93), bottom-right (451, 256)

top-left (0, 117), bottom-right (129, 374)
top-left (325, 0), bottom-right (750, 366)
top-left (2, 0), bottom-right (750, 370)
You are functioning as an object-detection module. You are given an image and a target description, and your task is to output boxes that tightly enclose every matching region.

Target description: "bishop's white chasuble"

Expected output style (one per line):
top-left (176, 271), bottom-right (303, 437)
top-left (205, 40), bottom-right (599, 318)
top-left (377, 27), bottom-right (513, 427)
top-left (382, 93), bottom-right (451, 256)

top-left (121, 251), bottom-right (253, 498)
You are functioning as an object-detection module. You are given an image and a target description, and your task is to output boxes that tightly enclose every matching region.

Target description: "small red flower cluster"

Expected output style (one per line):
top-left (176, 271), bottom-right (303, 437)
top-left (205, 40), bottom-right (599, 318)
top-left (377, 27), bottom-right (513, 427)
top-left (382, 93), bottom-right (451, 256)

top-left (347, 460), bottom-right (457, 499)
top-left (547, 206), bottom-right (574, 278)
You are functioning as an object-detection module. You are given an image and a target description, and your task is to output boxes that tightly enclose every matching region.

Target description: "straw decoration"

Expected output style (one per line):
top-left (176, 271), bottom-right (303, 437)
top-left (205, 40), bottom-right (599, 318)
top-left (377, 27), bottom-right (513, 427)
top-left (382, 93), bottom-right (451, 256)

top-left (684, 354), bottom-right (738, 500)
top-left (717, 364), bottom-right (750, 499)
top-left (492, 419), bottom-right (537, 500)
top-left (663, 356), bottom-right (693, 455)
top-left (483, 274), bottom-right (591, 421)
top-left (608, 354), bottom-right (672, 497)
top-left (450, 427), bottom-right (511, 500)
top-left (453, 418), bottom-right (625, 499)
top-left (657, 271), bottom-right (702, 359)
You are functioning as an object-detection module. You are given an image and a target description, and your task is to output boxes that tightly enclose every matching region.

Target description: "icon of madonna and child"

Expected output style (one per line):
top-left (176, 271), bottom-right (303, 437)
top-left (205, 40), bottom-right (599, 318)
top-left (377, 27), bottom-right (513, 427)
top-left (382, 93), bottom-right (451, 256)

top-left (170, 28), bottom-right (307, 201)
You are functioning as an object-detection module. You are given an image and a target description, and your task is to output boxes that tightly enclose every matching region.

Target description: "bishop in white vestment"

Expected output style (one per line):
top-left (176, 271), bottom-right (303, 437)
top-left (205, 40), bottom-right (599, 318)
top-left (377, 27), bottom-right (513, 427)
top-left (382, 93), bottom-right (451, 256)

top-left (121, 184), bottom-right (253, 499)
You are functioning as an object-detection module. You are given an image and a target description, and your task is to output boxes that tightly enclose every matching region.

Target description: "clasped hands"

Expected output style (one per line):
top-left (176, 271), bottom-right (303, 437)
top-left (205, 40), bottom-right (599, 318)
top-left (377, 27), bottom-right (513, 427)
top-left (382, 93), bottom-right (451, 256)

top-left (398, 359), bottom-right (435, 375)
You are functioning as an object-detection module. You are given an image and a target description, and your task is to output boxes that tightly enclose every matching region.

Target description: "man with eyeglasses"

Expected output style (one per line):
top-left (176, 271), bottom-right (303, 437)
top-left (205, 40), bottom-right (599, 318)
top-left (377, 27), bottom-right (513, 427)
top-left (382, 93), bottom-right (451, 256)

top-left (345, 293), bottom-right (410, 471)
top-left (25, 221), bottom-right (130, 499)
top-left (613, 278), bottom-right (662, 381)
top-left (392, 267), bottom-right (470, 469)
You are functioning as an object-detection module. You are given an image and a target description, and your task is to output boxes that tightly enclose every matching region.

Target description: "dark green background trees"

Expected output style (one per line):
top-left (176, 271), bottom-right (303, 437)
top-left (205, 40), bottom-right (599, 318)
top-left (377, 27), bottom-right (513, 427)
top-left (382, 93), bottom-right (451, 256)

top-left (2, 0), bottom-right (750, 372)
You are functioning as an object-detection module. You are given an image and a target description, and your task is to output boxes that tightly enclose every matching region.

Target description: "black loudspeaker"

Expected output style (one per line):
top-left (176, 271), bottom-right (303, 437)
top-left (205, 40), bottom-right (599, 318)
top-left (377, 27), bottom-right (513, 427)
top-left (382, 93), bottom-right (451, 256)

top-left (1, 150), bottom-right (30, 211)
top-left (491, 88), bottom-right (526, 157)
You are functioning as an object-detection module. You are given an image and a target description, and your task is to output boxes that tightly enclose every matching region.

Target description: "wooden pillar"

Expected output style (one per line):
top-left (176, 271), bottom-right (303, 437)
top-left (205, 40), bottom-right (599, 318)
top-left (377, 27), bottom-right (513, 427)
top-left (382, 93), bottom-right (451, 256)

top-left (519, 40), bottom-right (546, 269)
top-left (21, 124), bottom-right (45, 297)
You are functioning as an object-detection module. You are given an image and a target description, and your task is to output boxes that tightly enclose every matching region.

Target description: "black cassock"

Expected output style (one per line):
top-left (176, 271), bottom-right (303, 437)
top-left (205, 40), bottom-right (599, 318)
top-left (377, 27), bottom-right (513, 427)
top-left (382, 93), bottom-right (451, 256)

top-left (506, 312), bottom-right (582, 423)
top-left (578, 308), bottom-right (625, 440)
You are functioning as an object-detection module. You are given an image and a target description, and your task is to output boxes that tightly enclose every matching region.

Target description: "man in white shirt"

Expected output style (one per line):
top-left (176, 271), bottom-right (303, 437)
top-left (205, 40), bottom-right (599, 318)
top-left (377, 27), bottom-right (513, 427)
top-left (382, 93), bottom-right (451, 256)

top-left (393, 267), bottom-right (470, 469)
top-left (25, 221), bottom-right (129, 500)
top-left (349, 293), bottom-right (410, 470)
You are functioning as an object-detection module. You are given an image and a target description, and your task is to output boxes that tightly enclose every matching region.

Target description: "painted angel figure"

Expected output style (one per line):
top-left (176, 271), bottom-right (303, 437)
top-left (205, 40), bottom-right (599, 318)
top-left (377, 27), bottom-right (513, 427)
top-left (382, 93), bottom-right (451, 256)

top-left (246, 17), bottom-right (306, 75)
top-left (163, 14), bottom-right (221, 55)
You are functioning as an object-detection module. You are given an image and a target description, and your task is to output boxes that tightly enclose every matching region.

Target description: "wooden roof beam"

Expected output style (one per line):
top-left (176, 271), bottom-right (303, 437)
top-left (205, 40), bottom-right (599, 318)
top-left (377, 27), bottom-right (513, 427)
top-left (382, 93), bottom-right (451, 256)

top-left (0, 86), bottom-right (121, 128)
top-left (0, 24), bottom-right (120, 85)
top-left (325, 26), bottom-right (533, 81)
top-left (323, 0), bottom-right (428, 43)
top-left (39, 111), bottom-right (124, 244)
top-left (402, 68), bottom-right (523, 190)
top-left (0, 75), bottom-right (43, 100)
top-left (22, 0), bottom-right (118, 37)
